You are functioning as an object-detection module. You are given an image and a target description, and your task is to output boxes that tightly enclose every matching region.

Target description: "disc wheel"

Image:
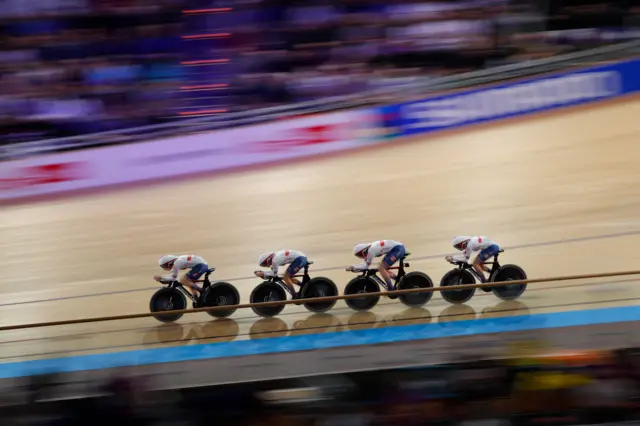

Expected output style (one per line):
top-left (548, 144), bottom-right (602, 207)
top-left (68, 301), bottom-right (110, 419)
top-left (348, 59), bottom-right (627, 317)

top-left (490, 264), bottom-right (527, 301)
top-left (397, 271), bottom-right (434, 308)
top-left (301, 277), bottom-right (339, 313)
top-left (250, 282), bottom-right (287, 317)
top-left (439, 269), bottom-right (476, 304)
top-left (344, 277), bottom-right (380, 311)
top-left (149, 287), bottom-right (187, 323)
top-left (201, 282), bottom-right (240, 318)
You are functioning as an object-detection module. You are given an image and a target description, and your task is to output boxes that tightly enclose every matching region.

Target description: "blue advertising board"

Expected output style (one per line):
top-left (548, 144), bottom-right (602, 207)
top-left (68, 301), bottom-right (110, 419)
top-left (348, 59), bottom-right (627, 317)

top-left (377, 58), bottom-right (640, 138)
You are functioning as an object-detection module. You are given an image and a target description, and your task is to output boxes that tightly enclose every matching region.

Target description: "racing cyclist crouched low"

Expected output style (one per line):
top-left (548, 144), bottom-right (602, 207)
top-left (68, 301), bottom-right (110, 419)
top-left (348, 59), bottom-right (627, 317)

top-left (154, 254), bottom-right (210, 298)
top-left (347, 240), bottom-right (406, 291)
top-left (255, 249), bottom-right (308, 299)
top-left (447, 236), bottom-right (501, 286)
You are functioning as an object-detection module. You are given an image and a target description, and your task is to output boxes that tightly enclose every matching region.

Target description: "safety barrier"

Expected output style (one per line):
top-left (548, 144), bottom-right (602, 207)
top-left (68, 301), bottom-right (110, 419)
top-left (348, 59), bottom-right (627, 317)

top-left (1, 269), bottom-right (639, 332)
top-left (3, 40), bottom-right (640, 160)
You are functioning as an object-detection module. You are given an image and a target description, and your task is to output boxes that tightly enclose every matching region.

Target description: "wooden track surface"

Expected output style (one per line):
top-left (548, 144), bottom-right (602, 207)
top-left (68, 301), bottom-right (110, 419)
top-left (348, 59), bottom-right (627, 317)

top-left (2, 99), bottom-right (640, 363)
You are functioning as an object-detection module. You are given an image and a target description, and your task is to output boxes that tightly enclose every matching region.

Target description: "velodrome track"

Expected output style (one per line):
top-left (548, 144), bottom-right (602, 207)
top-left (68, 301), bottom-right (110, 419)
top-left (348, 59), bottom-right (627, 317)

top-left (1, 97), bottom-right (640, 368)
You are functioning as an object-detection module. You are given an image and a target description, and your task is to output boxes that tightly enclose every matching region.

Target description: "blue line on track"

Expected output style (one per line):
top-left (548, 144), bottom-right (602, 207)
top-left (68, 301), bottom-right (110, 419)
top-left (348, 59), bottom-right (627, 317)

top-left (1, 304), bottom-right (638, 379)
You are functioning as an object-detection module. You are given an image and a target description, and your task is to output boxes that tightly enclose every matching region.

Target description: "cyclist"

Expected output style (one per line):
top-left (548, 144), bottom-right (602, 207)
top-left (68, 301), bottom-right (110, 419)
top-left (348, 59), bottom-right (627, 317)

top-left (255, 250), bottom-right (308, 298)
top-left (346, 240), bottom-right (406, 291)
top-left (447, 236), bottom-right (501, 284)
top-left (154, 254), bottom-right (209, 298)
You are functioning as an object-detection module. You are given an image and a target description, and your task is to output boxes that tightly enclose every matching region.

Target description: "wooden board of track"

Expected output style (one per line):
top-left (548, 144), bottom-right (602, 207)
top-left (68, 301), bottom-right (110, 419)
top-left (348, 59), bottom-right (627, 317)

top-left (1, 97), bottom-right (640, 363)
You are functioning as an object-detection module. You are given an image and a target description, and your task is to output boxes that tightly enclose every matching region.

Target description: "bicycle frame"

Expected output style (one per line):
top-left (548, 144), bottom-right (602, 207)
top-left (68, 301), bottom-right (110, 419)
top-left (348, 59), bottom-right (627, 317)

top-left (357, 257), bottom-right (410, 291)
top-left (165, 269), bottom-right (215, 304)
top-left (265, 263), bottom-right (312, 297)
top-left (453, 251), bottom-right (502, 281)
top-left (196, 270), bottom-right (214, 289)
top-left (170, 282), bottom-right (200, 304)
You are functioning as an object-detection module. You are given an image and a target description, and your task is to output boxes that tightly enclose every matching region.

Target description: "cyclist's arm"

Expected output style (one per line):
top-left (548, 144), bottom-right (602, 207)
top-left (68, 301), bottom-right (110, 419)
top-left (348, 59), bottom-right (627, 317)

top-left (352, 244), bottom-right (379, 271)
top-left (264, 253), bottom-right (284, 278)
top-left (452, 245), bottom-right (473, 263)
top-left (161, 265), bottom-right (180, 283)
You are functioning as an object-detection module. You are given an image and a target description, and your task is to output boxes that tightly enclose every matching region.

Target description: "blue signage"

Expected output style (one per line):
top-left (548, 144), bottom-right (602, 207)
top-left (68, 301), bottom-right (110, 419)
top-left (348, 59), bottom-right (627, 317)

top-left (377, 58), bottom-right (640, 138)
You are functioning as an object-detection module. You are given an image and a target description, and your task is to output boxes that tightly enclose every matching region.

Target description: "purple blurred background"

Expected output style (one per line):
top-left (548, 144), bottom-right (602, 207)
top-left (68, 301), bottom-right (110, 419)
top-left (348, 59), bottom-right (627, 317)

top-left (0, 0), bottom-right (637, 144)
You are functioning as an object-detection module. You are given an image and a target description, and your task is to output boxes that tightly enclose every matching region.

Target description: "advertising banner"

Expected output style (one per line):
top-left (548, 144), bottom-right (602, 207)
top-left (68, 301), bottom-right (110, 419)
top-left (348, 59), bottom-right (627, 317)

top-left (378, 58), bottom-right (640, 138)
top-left (0, 109), bottom-right (381, 200)
top-left (0, 162), bottom-right (90, 191)
top-left (2, 58), bottom-right (640, 201)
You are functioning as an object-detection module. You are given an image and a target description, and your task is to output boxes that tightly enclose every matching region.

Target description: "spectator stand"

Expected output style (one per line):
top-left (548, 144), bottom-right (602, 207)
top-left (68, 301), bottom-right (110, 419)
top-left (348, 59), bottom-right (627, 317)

top-left (0, 0), bottom-right (638, 148)
top-left (0, 0), bottom-right (182, 145)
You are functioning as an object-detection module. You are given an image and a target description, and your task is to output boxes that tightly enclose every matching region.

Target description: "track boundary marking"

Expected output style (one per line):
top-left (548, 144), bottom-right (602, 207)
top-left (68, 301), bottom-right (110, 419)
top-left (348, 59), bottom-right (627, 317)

top-left (0, 304), bottom-right (638, 379)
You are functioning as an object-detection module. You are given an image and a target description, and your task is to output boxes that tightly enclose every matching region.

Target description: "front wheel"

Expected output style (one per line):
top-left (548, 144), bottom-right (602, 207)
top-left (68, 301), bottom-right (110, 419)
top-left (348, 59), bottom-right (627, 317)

top-left (301, 277), bottom-right (338, 313)
top-left (149, 287), bottom-right (187, 323)
top-left (201, 282), bottom-right (241, 318)
top-left (439, 269), bottom-right (476, 304)
top-left (250, 282), bottom-right (287, 317)
top-left (397, 272), bottom-right (434, 308)
top-left (344, 277), bottom-right (380, 312)
top-left (490, 264), bottom-right (527, 300)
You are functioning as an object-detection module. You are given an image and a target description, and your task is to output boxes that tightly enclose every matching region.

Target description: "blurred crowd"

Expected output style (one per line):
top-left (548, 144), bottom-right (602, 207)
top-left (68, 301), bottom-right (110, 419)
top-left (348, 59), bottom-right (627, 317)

top-left (0, 0), bottom-right (182, 144)
top-left (3, 347), bottom-right (640, 425)
top-left (0, 0), bottom-right (639, 144)
top-left (222, 0), bottom-right (639, 112)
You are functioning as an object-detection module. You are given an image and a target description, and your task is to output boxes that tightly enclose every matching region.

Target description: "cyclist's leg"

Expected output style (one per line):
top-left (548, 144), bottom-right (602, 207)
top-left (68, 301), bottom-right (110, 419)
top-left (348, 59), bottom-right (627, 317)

top-left (473, 245), bottom-right (499, 283)
top-left (380, 245), bottom-right (405, 290)
top-left (181, 263), bottom-right (208, 296)
top-left (284, 257), bottom-right (307, 295)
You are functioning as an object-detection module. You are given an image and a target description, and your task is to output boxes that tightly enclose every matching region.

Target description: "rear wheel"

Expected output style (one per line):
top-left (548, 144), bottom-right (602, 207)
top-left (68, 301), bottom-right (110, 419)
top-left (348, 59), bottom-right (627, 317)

top-left (344, 277), bottom-right (380, 311)
top-left (490, 264), bottom-right (527, 300)
top-left (397, 272), bottom-right (434, 308)
top-left (149, 287), bottom-right (187, 323)
top-left (250, 282), bottom-right (287, 317)
top-left (301, 277), bottom-right (338, 313)
top-left (439, 270), bottom-right (476, 304)
top-left (201, 282), bottom-right (240, 318)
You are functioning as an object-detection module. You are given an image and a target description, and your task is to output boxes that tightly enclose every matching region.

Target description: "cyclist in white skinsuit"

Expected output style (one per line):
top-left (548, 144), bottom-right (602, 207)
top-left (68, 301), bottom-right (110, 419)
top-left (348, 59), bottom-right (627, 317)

top-left (447, 236), bottom-right (501, 284)
top-left (154, 254), bottom-right (210, 298)
top-left (346, 240), bottom-right (406, 290)
top-left (255, 250), bottom-right (308, 298)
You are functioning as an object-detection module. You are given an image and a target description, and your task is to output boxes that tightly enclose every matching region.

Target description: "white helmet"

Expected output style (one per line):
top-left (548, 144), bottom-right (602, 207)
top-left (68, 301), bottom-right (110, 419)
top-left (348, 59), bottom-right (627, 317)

top-left (159, 254), bottom-right (178, 270)
top-left (353, 243), bottom-right (371, 259)
top-left (258, 252), bottom-right (275, 267)
top-left (452, 236), bottom-right (470, 251)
